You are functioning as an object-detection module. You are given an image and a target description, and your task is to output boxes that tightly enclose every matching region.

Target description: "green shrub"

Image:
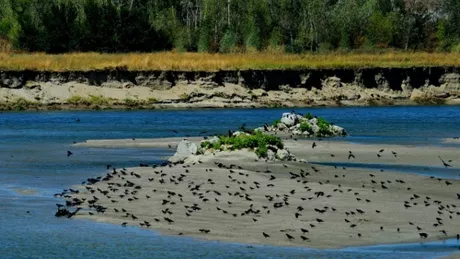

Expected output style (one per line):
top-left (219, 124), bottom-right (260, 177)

top-left (88, 95), bottom-right (110, 106)
top-left (317, 117), bottom-right (330, 128)
top-left (212, 141), bottom-right (221, 150)
top-left (200, 141), bottom-right (212, 149)
top-left (317, 117), bottom-right (332, 137)
top-left (272, 119), bottom-right (281, 126)
top-left (124, 98), bottom-right (143, 107)
top-left (9, 98), bottom-right (37, 111)
top-left (67, 95), bottom-right (112, 106)
top-left (67, 95), bottom-right (86, 105)
top-left (220, 30), bottom-right (238, 53)
top-left (304, 112), bottom-right (313, 120)
top-left (201, 131), bottom-right (283, 158)
top-left (299, 122), bottom-right (312, 133)
top-left (255, 145), bottom-right (268, 158)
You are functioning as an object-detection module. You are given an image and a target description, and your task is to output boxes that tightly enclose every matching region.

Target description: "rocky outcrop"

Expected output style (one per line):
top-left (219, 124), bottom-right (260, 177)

top-left (1, 67), bottom-right (459, 91)
top-left (257, 112), bottom-right (347, 137)
top-left (169, 139), bottom-right (198, 163)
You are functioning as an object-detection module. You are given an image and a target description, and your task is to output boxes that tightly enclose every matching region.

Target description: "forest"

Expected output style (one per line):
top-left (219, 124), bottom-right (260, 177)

top-left (0, 0), bottom-right (460, 54)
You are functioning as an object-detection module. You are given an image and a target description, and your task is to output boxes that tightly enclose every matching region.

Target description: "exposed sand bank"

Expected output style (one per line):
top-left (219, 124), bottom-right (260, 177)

top-left (443, 138), bottom-right (460, 145)
top-left (63, 137), bottom-right (460, 249)
top-left (11, 188), bottom-right (38, 195)
top-left (76, 137), bottom-right (459, 168)
top-left (74, 137), bottom-right (203, 149)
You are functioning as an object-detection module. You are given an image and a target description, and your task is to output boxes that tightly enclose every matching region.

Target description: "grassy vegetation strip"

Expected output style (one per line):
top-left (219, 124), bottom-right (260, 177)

top-left (200, 131), bottom-right (284, 158)
top-left (1, 52), bottom-right (460, 72)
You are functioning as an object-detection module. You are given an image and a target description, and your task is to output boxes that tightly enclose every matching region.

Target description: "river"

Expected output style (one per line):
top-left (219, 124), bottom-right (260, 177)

top-left (1, 106), bottom-right (460, 259)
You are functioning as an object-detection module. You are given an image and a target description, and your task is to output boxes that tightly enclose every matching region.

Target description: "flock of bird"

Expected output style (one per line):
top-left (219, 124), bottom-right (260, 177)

top-left (56, 122), bottom-right (460, 247)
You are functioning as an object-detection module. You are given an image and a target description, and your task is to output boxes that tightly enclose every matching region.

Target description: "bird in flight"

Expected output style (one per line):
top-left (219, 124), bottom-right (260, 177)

top-left (438, 156), bottom-right (452, 168)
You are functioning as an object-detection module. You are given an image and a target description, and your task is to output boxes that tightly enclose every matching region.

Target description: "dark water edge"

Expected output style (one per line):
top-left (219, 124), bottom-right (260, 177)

top-left (1, 106), bottom-right (460, 258)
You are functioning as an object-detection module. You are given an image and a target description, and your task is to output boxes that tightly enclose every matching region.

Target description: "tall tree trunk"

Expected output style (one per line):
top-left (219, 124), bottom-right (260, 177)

top-left (227, 0), bottom-right (231, 27)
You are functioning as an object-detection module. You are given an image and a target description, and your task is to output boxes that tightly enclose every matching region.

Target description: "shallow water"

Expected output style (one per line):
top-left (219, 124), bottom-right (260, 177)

top-left (1, 106), bottom-right (460, 259)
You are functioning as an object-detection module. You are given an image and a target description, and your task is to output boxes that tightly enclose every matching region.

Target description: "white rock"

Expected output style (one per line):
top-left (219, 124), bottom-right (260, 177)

top-left (280, 113), bottom-right (297, 127)
top-left (266, 149), bottom-right (276, 160)
top-left (254, 127), bottom-right (264, 132)
top-left (309, 118), bottom-right (318, 124)
top-left (311, 124), bottom-right (320, 134)
top-left (207, 136), bottom-right (220, 144)
top-left (276, 123), bottom-right (287, 131)
top-left (331, 125), bottom-right (346, 136)
top-left (292, 130), bottom-right (302, 135)
top-left (276, 149), bottom-right (290, 161)
top-left (233, 131), bottom-right (250, 137)
top-left (169, 139), bottom-right (198, 162)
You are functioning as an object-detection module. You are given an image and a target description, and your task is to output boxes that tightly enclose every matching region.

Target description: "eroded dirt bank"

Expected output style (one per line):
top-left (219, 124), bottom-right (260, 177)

top-left (1, 67), bottom-right (460, 110)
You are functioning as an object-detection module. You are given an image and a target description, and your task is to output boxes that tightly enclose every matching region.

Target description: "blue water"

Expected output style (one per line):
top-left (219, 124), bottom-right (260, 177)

top-left (1, 106), bottom-right (460, 259)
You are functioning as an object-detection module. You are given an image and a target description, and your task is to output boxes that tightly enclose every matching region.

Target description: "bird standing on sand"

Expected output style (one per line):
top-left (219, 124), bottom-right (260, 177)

top-left (348, 151), bottom-right (355, 160)
top-left (312, 142), bottom-right (317, 149)
top-left (285, 233), bottom-right (294, 240)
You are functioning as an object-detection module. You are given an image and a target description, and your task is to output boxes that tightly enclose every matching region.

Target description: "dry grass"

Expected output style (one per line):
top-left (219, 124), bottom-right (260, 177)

top-left (0, 51), bottom-right (460, 71)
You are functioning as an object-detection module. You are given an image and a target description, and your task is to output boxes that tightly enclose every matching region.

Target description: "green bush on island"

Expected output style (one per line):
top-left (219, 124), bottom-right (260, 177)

top-left (317, 117), bottom-right (333, 136)
top-left (272, 119), bottom-right (281, 126)
top-left (299, 122), bottom-right (313, 133)
top-left (304, 112), bottom-right (314, 120)
top-left (200, 131), bottom-right (283, 158)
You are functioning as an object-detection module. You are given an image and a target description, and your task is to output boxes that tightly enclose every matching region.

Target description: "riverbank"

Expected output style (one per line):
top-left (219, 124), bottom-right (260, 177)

top-left (2, 66), bottom-right (460, 111)
top-left (63, 137), bottom-right (460, 249)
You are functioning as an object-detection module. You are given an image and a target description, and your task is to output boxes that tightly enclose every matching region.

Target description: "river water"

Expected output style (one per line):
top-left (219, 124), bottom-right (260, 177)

top-left (1, 106), bottom-right (460, 259)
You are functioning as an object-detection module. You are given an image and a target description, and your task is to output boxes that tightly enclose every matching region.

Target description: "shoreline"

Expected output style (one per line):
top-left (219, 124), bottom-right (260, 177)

top-left (72, 215), bottom-right (460, 252)
top-left (2, 66), bottom-right (460, 111)
top-left (61, 137), bottom-right (460, 249)
top-left (2, 98), bottom-right (455, 112)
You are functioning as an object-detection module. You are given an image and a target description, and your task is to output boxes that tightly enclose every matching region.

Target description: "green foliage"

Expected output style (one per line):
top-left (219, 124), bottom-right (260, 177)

top-left (200, 141), bottom-right (212, 149)
top-left (67, 95), bottom-right (86, 105)
top-left (299, 122), bottom-right (312, 133)
top-left (123, 98), bottom-right (142, 108)
top-left (220, 30), bottom-right (238, 53)
top-left (67, 95), bottom-right (111, 106)
top-left (366, 11), bottom-right (394, 48)
top-left (0, 97), bottom-right (38, 111)
top-left (272, 119), bottom-right (281, 126)
top-left (0, 0), bottom-right (459, 53)
top-left (201, 131), bottom-right (283, 158)
top-left (255, 145), bottom-right (268, 158)
top-left (304, 112), bottom-right (313, 120)
top-left (316, 117), bottom-right (332, 137)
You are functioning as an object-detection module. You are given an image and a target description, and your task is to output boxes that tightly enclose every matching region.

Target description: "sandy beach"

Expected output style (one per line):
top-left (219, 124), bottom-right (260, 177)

top-left (64, 137), bottom-right (460, 249)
